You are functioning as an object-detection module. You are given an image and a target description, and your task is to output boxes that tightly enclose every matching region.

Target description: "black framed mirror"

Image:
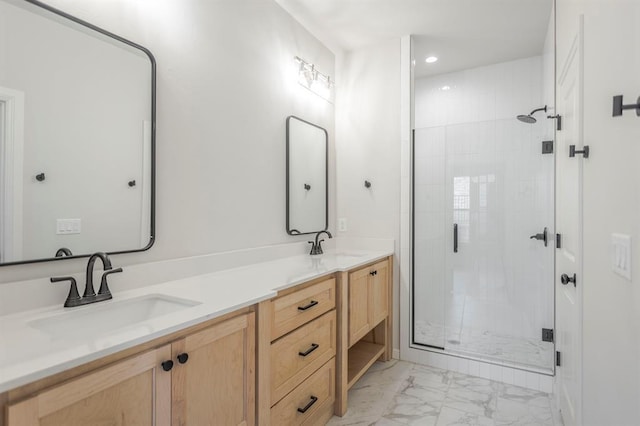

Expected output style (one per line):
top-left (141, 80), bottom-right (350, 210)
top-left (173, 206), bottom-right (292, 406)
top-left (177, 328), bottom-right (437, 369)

top-left (286, 116), bottom-right (328, 235)
top-left (0, 0), bottom-right (155, 266)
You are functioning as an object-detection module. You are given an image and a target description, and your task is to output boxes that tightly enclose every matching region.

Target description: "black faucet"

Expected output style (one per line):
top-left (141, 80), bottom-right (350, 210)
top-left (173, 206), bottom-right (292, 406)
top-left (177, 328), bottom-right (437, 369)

top-left (308, 230), bottom-right (332, 255)
top-left (55, 247), bottom-right (73, 257)
top-left (51, 252), bottom-right (123, 308)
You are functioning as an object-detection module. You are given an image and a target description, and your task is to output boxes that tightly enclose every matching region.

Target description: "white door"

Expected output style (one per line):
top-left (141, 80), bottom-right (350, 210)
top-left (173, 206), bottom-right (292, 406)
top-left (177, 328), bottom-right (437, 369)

top-left (0, 88), bottom-right (25, 264)
top-left (555, 17), bottom-right (584, 426)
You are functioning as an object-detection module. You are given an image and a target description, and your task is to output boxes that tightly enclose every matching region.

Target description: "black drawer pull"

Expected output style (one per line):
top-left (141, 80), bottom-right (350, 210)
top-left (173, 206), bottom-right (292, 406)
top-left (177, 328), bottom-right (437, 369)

top-left (297, 395), bottom-right (318, 413)
top-left (369, 270), bottom-right (378, 276)
top-left (161, 360), bottom-right (174, 372)
top-left (297, 300), bottom-right (318, 311)
top-left (298, 343), bottom-right (319, 357)
top-left (177, 353), bottom-right (189, 364)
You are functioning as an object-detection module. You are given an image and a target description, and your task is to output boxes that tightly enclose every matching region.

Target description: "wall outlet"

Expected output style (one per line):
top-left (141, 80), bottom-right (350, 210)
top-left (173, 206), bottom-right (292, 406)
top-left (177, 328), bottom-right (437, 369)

top-left (611, 233), bottom-right (631, 280)
top-left (57, 219), bottom-right (81, 235)
top-left (338, 218), bottom-right (348, 232)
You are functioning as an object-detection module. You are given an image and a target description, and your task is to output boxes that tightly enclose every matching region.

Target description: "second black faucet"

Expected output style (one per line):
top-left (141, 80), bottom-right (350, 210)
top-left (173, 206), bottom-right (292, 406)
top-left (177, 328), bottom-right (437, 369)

top-left (308, 231), bottom-right (332, 255)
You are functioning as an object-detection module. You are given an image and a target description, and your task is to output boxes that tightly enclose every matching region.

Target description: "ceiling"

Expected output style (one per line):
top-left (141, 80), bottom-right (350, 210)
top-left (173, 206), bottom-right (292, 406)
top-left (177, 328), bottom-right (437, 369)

top-left (275, 0), bottom-right (553, 77)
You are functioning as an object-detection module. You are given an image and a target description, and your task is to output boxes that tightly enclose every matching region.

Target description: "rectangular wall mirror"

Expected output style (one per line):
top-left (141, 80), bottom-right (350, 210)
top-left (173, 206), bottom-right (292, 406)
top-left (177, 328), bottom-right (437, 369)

top-left (286, 116), bottom-right (327, 235)
top-left (0, 0), bottom-right (155, 266)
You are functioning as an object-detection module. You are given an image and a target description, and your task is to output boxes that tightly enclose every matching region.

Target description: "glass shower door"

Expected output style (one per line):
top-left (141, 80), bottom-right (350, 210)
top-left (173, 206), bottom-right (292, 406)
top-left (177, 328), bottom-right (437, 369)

top-left (412, 118), bottom-right (555, 372)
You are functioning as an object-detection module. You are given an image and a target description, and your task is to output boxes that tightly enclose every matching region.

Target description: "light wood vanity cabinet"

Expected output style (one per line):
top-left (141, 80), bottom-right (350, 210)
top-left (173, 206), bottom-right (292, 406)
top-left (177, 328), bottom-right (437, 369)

top-left (171, 312), bottom-right (255, 425)
top-left (258, 276), bottom-right (337, 426)
top-left (336, 257), bottom-right (393, 417)
top-left (258, 256), bottom-right (393, 423)
top-left (6, 345), bottom-right (172, 426)
top-left (4, 311), bottom-right (255, 426)
top-left (348, 259), bottom-right (390, 346)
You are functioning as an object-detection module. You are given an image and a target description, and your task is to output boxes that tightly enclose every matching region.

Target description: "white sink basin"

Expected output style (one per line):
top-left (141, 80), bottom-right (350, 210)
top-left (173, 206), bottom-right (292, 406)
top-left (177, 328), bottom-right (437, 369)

top-left (29, 294), bottom-right (201, 339)
top-left (335, 251), bottom-right (367, 257)
top-left (334, 252), bottom-right (368, 260)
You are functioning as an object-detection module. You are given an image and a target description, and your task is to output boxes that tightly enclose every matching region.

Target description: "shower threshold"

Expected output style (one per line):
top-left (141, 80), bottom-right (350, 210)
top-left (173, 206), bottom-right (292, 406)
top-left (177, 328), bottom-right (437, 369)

top-left (413, 321), bottom-right (555, 375)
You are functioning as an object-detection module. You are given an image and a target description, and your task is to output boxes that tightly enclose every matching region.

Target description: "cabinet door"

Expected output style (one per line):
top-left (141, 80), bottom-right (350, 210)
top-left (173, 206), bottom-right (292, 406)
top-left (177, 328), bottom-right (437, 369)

top-left (369, 259), bottom-right (389, 326)
top-left (348, 267), bottom-right (371, 346)
top-left (6, 345), bottom-right (172, 426)
top-left (172, 312), bottom-right (255, 426)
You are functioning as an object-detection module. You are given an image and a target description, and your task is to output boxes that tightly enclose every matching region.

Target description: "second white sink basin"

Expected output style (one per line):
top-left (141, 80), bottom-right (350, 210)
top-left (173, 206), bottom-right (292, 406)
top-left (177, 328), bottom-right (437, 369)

top-left (29, 294), bottom-right (201, 339)
top-left (334, 252), bottom-right (369, 262)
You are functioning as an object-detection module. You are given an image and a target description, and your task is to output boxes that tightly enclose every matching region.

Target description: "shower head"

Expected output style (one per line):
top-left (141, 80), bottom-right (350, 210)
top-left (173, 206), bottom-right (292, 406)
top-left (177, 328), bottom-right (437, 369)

top-left (517, 114), bottom-right (538, 124)
top-left (517, 105), bottom-right (547, 124)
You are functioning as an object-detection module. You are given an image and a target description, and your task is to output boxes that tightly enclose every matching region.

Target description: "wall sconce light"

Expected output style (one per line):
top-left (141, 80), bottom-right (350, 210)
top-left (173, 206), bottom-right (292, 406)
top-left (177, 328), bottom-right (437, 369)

top-left (295, 56), bottom-right (333, 102)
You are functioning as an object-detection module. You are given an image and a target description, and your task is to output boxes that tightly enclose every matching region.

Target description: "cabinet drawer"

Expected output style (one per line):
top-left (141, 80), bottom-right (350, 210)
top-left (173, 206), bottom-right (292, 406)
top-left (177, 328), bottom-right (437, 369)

top-left (270, 359), bottom-right (335, 426)
top-left (271, 310), bottom-right (336, 404)
top-left (271, 277), bottom-right (335, 340)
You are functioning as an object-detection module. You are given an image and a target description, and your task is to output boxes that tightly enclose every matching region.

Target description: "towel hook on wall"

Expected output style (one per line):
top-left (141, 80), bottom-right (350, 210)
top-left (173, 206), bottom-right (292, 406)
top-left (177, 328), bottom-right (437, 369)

top-left (613, 95), bottom-right (640, 117)
top-left (364, 180), bottom-right (372, 188)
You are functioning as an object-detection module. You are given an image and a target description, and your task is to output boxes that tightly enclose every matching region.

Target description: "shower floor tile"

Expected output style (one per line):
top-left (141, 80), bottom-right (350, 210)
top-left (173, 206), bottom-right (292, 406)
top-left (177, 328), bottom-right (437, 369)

top-left (414, 321), bottom-right (554, 371)
top-left (327, 360), bottom-right (563, 426)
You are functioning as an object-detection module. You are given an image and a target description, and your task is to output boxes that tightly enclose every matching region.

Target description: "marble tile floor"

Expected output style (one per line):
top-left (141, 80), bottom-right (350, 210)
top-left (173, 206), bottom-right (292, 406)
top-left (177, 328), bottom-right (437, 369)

top-left (327, 360), bottom-right (563, 426)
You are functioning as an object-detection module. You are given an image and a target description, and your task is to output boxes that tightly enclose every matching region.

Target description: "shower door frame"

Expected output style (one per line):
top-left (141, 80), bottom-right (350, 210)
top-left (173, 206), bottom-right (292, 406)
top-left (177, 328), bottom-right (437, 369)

top-left (410, 128), bottom-right (445, 351)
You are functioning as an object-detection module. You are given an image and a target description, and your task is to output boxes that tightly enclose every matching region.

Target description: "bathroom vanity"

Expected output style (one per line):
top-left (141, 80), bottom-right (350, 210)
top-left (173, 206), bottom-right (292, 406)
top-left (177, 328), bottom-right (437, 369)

top-left (0, 250), bottom-right (393, 426)
top-left (3, 310), bottom-right (256, 425)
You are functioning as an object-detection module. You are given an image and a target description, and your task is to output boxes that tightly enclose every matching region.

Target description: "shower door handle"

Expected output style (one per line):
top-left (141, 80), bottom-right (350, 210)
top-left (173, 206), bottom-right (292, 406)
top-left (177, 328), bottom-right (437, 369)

top-left (530, 227), bottom-right (548, 247)
top-left (453, 224), bottom-right (458, 253)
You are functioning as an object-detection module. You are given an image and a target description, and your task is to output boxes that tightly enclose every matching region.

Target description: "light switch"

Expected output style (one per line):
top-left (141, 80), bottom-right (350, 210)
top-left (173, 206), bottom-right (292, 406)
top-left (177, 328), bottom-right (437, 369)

top-left (56, 219), bottom-right (82, 235)
top-left (338, 218), bottom-right (348, 232)
top-left (611, 233), bottom-right (631, 280)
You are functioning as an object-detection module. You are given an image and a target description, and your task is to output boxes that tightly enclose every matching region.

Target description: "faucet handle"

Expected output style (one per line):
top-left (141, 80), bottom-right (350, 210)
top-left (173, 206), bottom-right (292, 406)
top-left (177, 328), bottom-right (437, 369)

top-left (98, 267), bottom-right (123, 298)
top-left (51, 276), bottom-right (81, 308)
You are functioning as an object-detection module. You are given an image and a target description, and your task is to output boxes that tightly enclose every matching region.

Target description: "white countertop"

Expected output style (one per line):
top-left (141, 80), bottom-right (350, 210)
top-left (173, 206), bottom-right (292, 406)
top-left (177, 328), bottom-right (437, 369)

top-left (0, 249), bottom-right (391, 393)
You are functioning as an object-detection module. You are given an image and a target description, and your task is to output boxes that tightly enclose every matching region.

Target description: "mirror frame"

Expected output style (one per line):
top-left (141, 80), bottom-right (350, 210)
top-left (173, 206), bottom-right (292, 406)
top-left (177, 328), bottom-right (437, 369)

top-left (285, 115), bottom-right (328, 236)
top-left (1, 0), bottom-right (156, 266)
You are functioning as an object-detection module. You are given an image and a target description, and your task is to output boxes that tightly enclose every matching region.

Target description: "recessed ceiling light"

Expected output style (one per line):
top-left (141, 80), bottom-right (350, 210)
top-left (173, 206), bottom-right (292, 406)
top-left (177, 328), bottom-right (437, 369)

top-left (425, 56), bottom-right (438, 63)
top-left (441, 85), bottom-right (451, 91)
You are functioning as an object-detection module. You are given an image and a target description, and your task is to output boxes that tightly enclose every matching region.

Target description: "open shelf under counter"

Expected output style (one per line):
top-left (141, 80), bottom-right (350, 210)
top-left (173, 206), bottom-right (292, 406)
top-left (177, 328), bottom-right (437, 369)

top-left (347, 340), bottom-right (385, 389)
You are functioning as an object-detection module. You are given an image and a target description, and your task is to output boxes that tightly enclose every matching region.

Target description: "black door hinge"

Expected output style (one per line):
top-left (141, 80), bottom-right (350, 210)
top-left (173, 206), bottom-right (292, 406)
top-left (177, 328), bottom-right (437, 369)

top-left (556, 233), bottom-right (562, 249)
top-left (542, 328), bottom-right (554, 343)
top-left (556, 351), bottom-right (561, 366)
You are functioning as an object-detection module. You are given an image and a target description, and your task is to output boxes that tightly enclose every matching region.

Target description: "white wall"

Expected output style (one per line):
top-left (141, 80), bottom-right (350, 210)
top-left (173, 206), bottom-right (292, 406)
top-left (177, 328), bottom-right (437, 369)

top-left (556, 0), bottom-right (640, 424)
top-left (412, 57), bottom-right (555, 367)
top-left (335, 39), bottom-right (401, 350)
top-left (0, 0), bottom-right (335, 283)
